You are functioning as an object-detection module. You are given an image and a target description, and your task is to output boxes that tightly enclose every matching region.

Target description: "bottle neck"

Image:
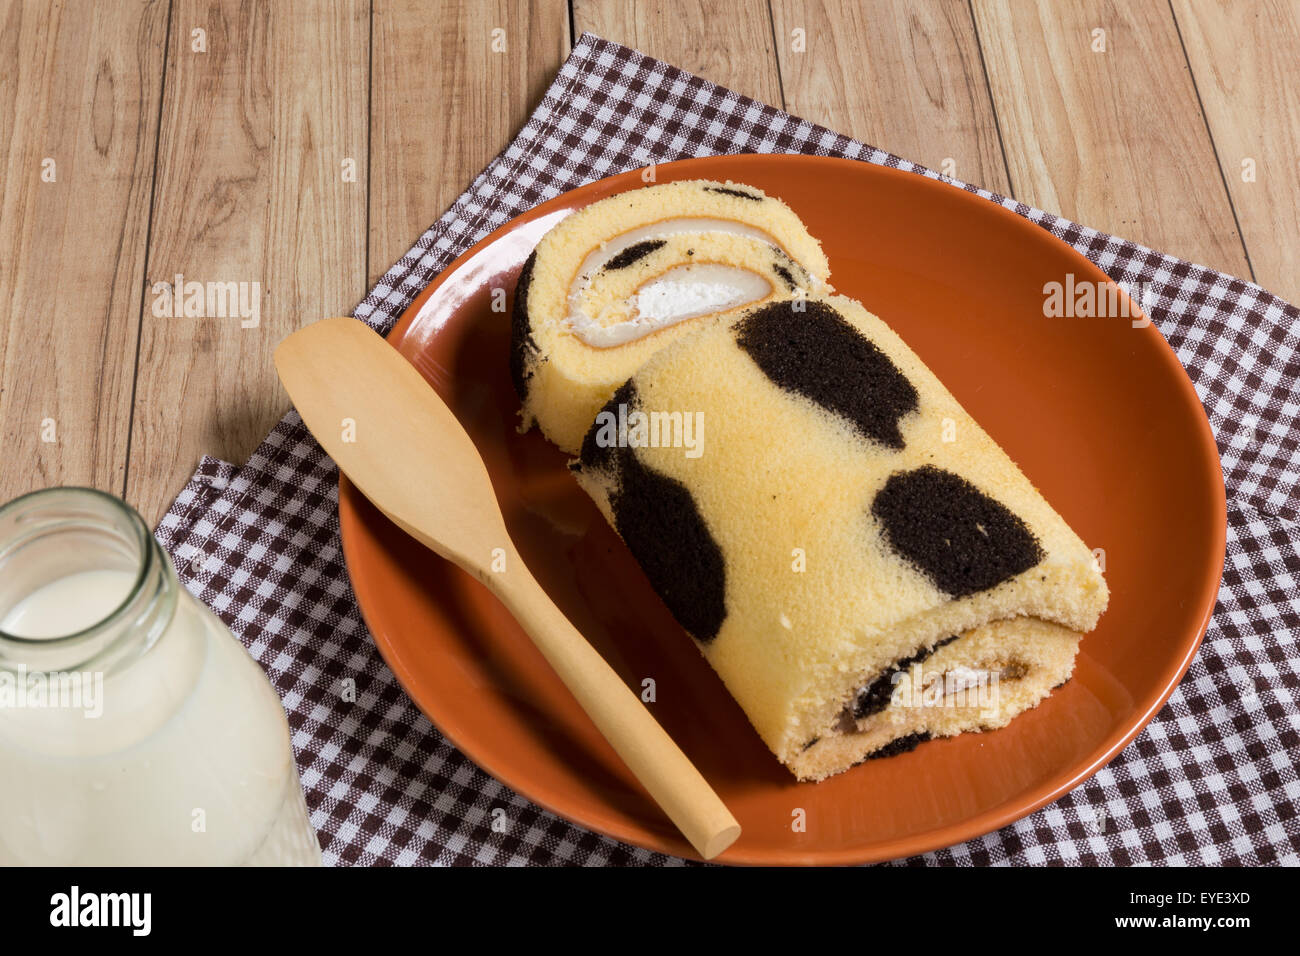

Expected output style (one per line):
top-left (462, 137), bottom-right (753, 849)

top-left (0, 488), bottom-right (179, 675)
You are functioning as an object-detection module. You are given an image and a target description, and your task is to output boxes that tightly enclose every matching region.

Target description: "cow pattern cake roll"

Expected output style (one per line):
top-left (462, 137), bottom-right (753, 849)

top-left (570, 295), bottom-right (1109, 781)
top-left (510, 179), bottom-right (831, 453)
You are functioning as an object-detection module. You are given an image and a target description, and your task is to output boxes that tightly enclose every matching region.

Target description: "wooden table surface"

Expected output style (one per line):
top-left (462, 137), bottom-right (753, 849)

top-left (2, 0), bottom-right (1296, 525)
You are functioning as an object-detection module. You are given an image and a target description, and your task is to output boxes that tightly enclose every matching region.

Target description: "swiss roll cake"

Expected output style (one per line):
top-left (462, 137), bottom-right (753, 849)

top-left (570, 295), bottom-right (1109, 781)
top-left (510, 179), bottom-right (831, 453)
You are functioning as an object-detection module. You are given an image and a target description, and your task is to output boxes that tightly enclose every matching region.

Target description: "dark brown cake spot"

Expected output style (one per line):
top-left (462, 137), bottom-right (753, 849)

top-left (704, 186), bottom-right (762, 201)
top-left (611, 456), bottom-right (728, 642)
top-left (865, 732), bottom-right (931, 760)
top-left (604, 239), bottom-right (666, 270)
top-left (1000, 661), bottom-right (1029, 681)
top-left (579, 387), bottom-right (728, 642)
top-left (852, 635), bottom-right (959, 720)
top-left (772, 263), bottom-right (797, 290)
top-left (578, 382), bottom-right (636, 472)
top-left (509, 250), bottom-right (540, 400)
top-left (735, 300), bottom-right (919, 449)
top-left (871, 466), bottom-right (1044, 597)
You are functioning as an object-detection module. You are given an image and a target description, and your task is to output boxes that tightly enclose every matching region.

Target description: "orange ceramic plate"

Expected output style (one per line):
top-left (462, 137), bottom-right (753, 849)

top-left (338, 155), bottom-right (1226, 865)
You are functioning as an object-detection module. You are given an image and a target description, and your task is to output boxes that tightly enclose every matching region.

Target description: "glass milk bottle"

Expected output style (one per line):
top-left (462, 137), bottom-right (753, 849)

top-left (0, 488), bottom-right (321, 865)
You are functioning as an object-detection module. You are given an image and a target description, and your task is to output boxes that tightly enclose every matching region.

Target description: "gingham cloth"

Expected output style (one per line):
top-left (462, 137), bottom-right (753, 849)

top-left (155, 33), bottom-right (1299, 866)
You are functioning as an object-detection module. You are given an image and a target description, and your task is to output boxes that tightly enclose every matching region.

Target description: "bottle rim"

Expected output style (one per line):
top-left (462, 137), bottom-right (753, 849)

top-left (0, 487), bottom-right (159, 652)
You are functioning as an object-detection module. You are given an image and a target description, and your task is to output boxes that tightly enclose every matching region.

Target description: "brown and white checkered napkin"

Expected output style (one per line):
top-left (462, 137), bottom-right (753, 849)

top-left (155, 33), bottom-right (1299, 865)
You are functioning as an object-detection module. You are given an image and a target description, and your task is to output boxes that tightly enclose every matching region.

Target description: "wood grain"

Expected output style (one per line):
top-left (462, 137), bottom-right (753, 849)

top-left (971, 0), bottom-right (1249, 276)
top-left (771, 0), bottom-right (1012, 193)
top-left (126, 0), bottom-right (369, 524)
top-left (0, 0), bottom-right (168, 503)
top-left (4, 0), bottom-right (1297, 528)
top-left (1173, 0), bottom-right (1299, 301)
top-left (572, 0), bottom-right (783, 106)
top-left (368, 0), bottom-right (570, 286)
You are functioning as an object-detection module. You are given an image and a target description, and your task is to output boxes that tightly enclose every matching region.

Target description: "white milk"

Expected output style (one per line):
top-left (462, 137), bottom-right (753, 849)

top-left (1, 569), bottom-right (138, 639)
top-left (0, 568), bottom-right (321, 865)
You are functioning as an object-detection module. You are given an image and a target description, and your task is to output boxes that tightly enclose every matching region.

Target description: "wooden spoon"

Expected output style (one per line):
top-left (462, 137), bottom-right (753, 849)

top-left (274, 316), bottom-right (741, 860)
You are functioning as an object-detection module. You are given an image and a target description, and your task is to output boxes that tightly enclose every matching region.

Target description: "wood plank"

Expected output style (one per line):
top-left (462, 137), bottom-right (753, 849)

top-left (368, 0), bottom-right (570, 286)
top-left (572, 0), bottom-right (782, 107)
top-left (771, 0), bottom-right (1012, 194)
top-left (1173, 0), bottom-right (1298, 302)
top-left (971, 0), bottom-right (1249, 276)
top-left (0, 0), bottom-right (168, 504)
top-left (126, 0), bottom-right (369, 524)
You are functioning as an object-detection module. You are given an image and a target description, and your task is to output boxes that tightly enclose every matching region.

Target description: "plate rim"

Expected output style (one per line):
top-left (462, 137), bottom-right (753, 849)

top-left (338, 153), bottom-right (1228, 865)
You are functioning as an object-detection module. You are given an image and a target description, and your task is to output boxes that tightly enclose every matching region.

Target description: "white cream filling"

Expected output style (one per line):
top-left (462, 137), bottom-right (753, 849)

top-left (566, 265), bottom-right (770, 348)
top-left (565, 217), bottom-right (794, 348)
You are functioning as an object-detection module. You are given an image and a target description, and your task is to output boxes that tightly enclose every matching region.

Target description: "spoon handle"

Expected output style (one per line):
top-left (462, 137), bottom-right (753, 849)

top-left (487, 548), bottom-right (741, 860)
